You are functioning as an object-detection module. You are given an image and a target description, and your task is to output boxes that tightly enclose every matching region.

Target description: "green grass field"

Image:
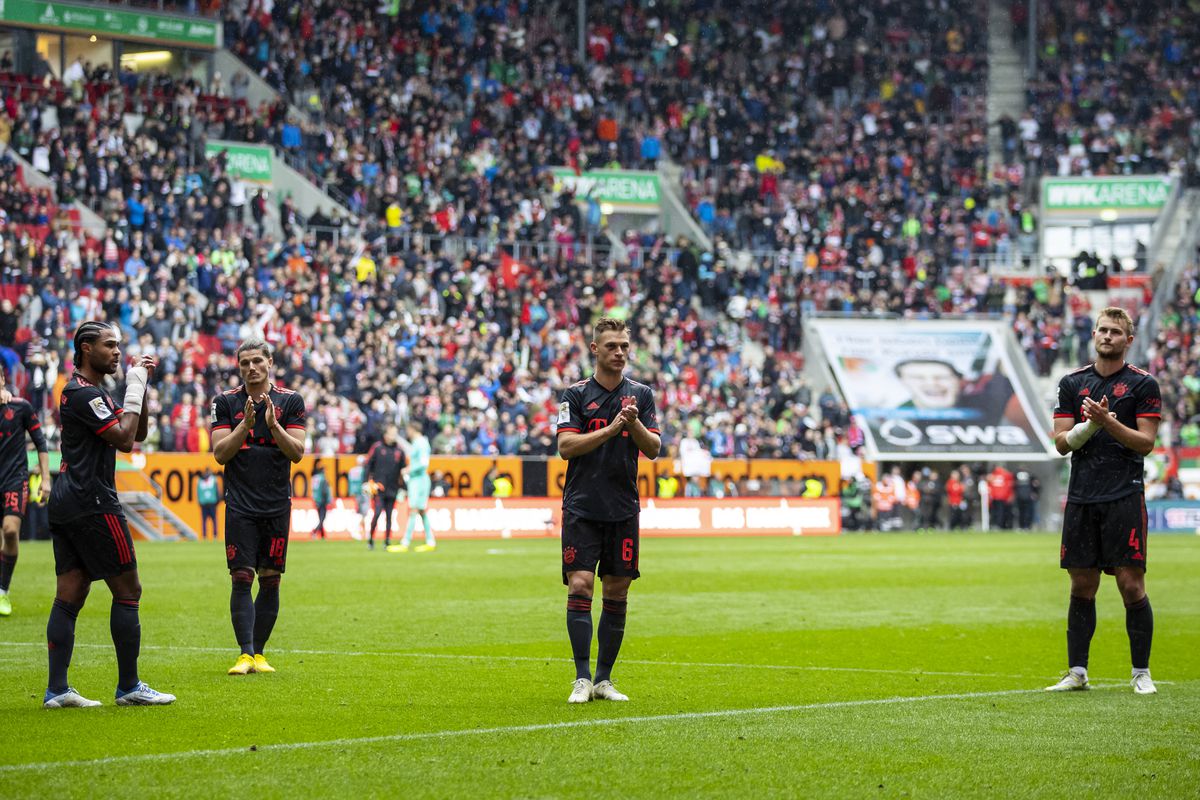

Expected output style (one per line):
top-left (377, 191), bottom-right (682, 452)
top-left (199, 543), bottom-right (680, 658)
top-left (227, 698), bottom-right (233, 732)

top-left (1, 532), bottom-right (1198, 799)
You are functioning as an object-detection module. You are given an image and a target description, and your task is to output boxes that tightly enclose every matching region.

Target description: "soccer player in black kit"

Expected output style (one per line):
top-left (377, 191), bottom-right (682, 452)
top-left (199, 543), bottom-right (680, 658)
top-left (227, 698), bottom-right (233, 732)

top-left (365, 425), bottom-right (405, 550)
top-left (1048, 308), bottom-right (1161, 695)
top-left (44, 321), bottom-right (175, 707)
top-left (211, 338), bottom-right (306, 675)
top-left (0, 367), bottom-right (50, 617)
top-left (556, 317), bottom-right (660, 703)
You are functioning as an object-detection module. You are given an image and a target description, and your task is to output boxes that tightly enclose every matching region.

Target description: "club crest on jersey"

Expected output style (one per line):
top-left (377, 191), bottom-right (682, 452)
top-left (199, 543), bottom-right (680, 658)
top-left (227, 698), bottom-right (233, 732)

top-left (3, 408), bottom-right (12, 421)
top-left (1113, 382), bottom-right (1128, 398)
top-left (89, 396), bottom-right (113, 420)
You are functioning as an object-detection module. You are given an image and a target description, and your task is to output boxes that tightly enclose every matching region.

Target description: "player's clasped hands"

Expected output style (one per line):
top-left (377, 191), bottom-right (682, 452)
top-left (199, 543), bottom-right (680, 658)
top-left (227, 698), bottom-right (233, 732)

top-left (1082, 396), bottom-right (1116, 428)
top-left (616, 398), bottom-right (639, 429)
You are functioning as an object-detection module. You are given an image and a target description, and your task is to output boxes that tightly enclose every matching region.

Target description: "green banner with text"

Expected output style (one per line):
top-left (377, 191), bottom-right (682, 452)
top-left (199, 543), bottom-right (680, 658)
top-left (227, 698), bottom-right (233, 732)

top-left (551, 168), bottom-right (661, 212)
top-left (0, 0), bottom-right (220, 48)
top-left (204, 140), bottom-right (273, 184)
top-left (1041, 176), bottom-right (1173, 216)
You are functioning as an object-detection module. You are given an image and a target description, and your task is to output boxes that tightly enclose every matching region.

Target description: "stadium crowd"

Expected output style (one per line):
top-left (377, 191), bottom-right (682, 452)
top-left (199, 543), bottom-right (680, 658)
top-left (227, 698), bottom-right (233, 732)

top-left (1014, 0), bottom-right (1200, 183)
top-left (0, 0), bottom-right (1192, 515)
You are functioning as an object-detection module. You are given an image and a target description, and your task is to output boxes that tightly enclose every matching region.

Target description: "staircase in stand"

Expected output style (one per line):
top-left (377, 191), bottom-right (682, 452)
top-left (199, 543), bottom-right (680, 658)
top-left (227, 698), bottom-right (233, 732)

top-left (121, 492), bottom-right (198, 542)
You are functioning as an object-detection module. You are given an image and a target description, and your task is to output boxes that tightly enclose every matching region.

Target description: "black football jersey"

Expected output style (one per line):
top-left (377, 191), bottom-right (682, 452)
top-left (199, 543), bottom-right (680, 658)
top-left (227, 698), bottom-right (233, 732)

top-left (0, 397), bottom-right (47, 488)
top-left (365, 442), bottom-right (406, 494)
top-left (211, 385), bottom-right (307, 516)
top-left (1053, 363), bottom-right (1161, 503)
top-left (49, 373), bottom-right (124, 522)
top-left (558, 376), bottom-right (660, 521)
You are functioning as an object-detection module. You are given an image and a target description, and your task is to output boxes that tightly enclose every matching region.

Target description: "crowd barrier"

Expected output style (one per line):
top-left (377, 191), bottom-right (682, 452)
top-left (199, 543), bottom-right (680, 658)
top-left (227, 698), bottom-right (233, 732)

top-left (289, 497), bottom-right (842, 540)
top-left (118, 454), bottom-right (845, 539)
top-left (1145, 501), bottom-right (1200, 533)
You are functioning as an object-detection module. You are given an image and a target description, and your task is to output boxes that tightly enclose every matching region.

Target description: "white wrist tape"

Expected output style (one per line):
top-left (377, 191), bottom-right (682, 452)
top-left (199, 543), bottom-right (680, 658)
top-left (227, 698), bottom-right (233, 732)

top-left (1065, 419), bottom-right (1099, 451)
top-left (123, 366), bottom-right (149, 416)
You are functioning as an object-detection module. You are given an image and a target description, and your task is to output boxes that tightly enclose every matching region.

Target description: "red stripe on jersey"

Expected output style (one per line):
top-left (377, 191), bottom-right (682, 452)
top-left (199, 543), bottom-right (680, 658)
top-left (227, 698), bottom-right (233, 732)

top-left (1053, 414), bottom-right (1075, 418)
top-left (646, 427), bottom-right (661, 434)
top-left (1136, 413), bottom-right (1161, 418)
top-left (556, 427), bottom-right (581, 433)
top-left (285, 424), bottom-right (306, 430)
top-left (96, 418), bottom-right (120, 434)
top-left (211, 424), bottom-right (232, 431)
top-left (28, 422), bottom-right (40, 430)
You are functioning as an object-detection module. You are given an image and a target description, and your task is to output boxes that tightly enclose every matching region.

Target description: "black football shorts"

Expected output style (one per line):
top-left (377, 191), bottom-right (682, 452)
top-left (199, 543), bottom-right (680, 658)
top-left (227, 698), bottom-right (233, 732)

top-left (225, 508), bottom-right (291, 573)
top-left (1060, 494), bottom-right (1148, 571)
top-left (560, 511), bottom-right (640, 584)
top-left (52, 512), bottom-right (137, 579)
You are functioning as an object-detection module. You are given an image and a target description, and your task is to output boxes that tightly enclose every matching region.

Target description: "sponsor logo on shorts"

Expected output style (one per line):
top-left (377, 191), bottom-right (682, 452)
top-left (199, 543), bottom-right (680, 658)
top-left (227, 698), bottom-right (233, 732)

top-left (563, 546), bottom-right (576, 565)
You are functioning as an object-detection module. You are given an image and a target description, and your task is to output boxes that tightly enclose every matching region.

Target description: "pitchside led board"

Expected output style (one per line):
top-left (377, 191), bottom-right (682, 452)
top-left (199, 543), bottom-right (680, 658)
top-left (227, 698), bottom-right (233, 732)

top-left (811, 320), bottom-right (1056, 461)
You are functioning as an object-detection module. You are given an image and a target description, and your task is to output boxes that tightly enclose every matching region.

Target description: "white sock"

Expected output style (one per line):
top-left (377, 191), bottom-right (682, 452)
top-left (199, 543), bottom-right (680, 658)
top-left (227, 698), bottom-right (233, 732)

top-left (1069, 666), bottom-right (1088, 678)
top-left (1132, 667), bottom-right (1150, 677)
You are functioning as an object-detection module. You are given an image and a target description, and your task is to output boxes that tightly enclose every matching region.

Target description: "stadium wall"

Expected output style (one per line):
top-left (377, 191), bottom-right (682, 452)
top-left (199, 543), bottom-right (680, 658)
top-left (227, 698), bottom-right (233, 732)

top-left (120, 454), bottom-right (845, 538)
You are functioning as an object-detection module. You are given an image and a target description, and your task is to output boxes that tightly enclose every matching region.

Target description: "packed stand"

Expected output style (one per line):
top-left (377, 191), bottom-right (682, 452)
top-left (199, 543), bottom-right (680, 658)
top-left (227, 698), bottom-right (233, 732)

top-left (0, 0), bottom-right (1122, 470)
top-left (2, 143), bottom-right (853, 464)
top-left (1144, 257), bottom-right (1200, 454)
top-left (1017, 0), bottom-right (1200, 184)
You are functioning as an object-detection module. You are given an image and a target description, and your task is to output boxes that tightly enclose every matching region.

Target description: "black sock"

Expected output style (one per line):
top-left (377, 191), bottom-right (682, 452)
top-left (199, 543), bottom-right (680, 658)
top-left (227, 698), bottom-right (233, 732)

top-left (253, 575), bottom-right (281, 655)
top-left (595, 599), bottom-right (628, 684)
top-left (1067, 595), bottom-right (1097, 669)
top-left (0, 552), bottom-right (15, 592)
top-left (1126, 595), bottom-right (1153, 670)
top-left (47, 599), bottom-right (81, 695)
top-left (230, 573), bottom-right (255, 656)
top-left (566, 594), bottom-right (593, 680)
top-left (370, 505), bottom-right (384, 542)
top-left (111, 599), bottom-right (141, 692)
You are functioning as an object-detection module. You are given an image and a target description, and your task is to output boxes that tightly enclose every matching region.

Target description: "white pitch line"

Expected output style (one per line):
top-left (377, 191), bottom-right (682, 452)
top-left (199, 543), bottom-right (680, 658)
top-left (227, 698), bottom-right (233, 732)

top-left (0, 686), bottom-right (1120, 775)
top-left (0, 641), bottom-right (1038, 681)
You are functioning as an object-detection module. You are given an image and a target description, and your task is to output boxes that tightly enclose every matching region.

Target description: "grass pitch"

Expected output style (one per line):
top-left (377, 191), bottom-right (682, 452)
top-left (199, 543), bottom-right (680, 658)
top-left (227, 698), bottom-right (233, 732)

top-left (1, 532), bottom-right (1198, 799)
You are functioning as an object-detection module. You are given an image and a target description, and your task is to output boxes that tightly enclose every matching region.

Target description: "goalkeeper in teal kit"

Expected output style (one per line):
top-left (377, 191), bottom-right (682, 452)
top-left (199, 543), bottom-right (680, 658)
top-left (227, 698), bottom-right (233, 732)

top-left (389, 420), bottom-right (436, 552)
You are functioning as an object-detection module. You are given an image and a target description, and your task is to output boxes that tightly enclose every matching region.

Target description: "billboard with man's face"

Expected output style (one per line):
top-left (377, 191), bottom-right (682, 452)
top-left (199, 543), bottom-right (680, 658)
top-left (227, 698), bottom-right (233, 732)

top-left (811, 320), bottom-right (1056, 461)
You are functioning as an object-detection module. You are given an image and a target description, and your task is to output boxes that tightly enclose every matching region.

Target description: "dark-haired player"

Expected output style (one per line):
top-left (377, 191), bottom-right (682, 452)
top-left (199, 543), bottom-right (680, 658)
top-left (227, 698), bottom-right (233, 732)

top-left (211, 338), bottom-right (306, 675)
top-left (44, 321), bottom-right (175, 707)
top-left (0, 367), bottom-right (50, 617)
top-left (1047, 307), bottom-right (1161, 695)
top-left (556, 317), bottom-right (660, 703)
